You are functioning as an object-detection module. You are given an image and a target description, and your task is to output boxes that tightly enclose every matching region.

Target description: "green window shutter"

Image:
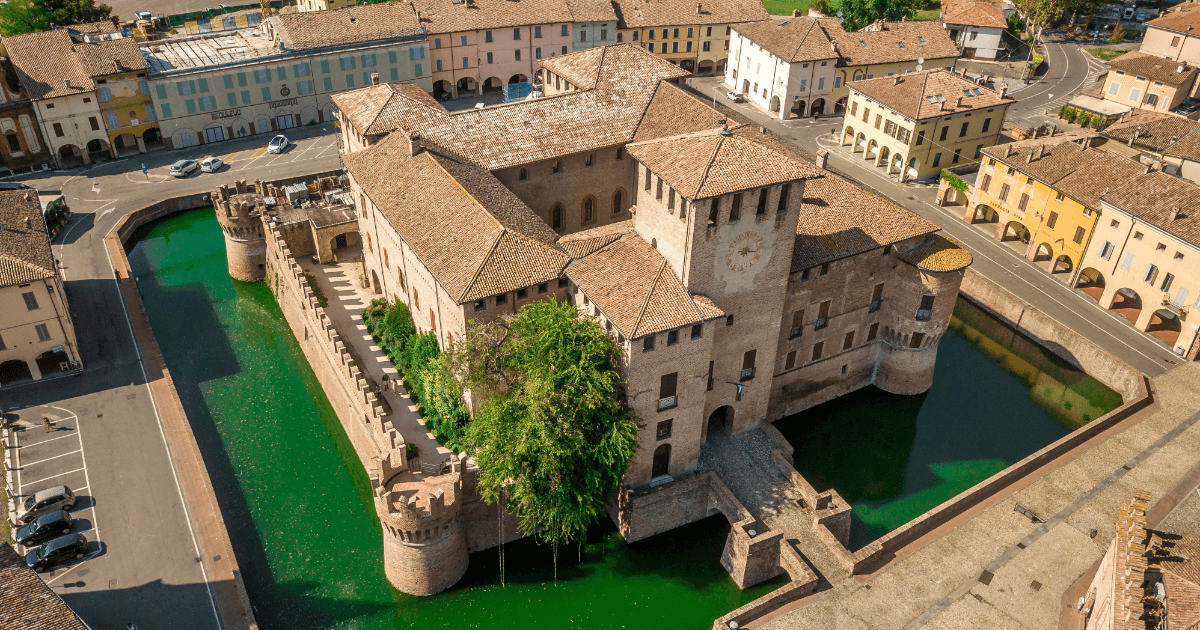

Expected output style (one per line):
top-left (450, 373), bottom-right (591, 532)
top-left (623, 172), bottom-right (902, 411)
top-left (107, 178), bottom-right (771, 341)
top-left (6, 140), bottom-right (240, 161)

top-left (414, 63), bottom-right (422, 77)
top-left (185, 99), bottom-right (196, 114)
top-left (189, 80), bottom-right (197, 94)
top-left (277, 66), bottom-right (286, 81)
top-left (350, 56), bottom-right (356, 69)
top-left (323, 77), bottom-right (332, 91)
top-left (226, 92), bottom-right (237, 107)
top-left (155, 84), bottom-right (167, 99)
top-left (388, 50), bottom-right (397, 64)
top-left (363, 71), bottom-right (371, 85)
top-left (161, 103), bottom-right (172, 118)
top-left (238, 72), bottom-right (247, 87)
top-left (198, 78), bottom-right (209, 93)
top-left (241, 90), bottom-right (251, 105)
top-left (223, 75), bottom-right (233, 89)
top-left (321, 59), bottom-right (330, 74)
top-left (390, 67), bottom-right (398, 81)
top-left (346, 74), bottom-right (354, 87)
top-left (261, 86), bottom-right (270, 101)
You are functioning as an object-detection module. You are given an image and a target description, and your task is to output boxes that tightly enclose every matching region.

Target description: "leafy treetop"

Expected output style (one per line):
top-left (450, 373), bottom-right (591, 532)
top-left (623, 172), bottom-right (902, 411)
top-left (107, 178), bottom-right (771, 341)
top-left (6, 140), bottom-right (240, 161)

top-left (0, 0), bottom-right (113, 37)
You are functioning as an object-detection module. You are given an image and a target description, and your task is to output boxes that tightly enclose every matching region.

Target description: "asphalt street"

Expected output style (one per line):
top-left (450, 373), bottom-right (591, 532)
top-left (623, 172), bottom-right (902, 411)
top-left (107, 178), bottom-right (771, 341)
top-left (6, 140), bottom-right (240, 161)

top-left (0, 122), bottom-right (343, 629)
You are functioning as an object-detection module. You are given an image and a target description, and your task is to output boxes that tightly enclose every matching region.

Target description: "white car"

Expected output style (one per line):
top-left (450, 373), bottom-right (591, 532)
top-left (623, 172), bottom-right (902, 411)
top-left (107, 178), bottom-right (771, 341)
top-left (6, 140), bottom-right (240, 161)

top-left (267, 135), bottom-right (289, 154)
top-left (200, 157), bottom-right (224, 173)
top-left (169, 159), bottom-right (198, 177)
top-left (725, 91), bottom-right (745, 103)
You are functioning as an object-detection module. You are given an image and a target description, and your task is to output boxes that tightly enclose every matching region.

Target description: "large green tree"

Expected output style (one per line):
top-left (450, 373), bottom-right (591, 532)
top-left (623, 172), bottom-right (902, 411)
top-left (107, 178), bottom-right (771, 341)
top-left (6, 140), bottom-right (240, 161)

top-left (447, 299), bottom-right (640, 547)
top-left (839, 0), bottom-right (920, 31)
top-left (0, 0), bottom-right (112, 36)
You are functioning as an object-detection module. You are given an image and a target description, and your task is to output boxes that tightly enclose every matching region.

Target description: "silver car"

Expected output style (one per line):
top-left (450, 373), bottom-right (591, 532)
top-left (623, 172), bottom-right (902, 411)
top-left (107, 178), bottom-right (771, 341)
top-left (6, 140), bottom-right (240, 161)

top-left (16, 485), bottom-right (75, 524)
top-left (267, 135), bottom-right (289, 154)
top-left (170, 159), bottom-right (198, 177)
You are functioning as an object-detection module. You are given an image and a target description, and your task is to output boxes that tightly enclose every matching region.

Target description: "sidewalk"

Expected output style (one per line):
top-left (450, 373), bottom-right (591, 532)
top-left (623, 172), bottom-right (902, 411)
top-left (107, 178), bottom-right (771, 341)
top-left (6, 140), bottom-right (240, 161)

top-left (300, 251), bottom-right (452, 464)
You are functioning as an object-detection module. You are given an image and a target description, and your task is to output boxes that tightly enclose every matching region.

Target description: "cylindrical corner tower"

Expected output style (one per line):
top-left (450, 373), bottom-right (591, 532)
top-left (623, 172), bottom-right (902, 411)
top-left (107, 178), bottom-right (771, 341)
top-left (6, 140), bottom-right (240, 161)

top-left (375, 473), bottom-right (470, 595)
top-left (877, 265), bottom-right (966, 396)
top-left (212, 181), bottom-right (267, 282)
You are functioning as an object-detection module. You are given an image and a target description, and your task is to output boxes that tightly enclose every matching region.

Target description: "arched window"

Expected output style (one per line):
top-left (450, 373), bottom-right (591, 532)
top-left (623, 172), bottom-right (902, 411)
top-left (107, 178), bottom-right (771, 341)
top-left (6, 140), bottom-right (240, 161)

top-left (519, 168), bottom-right (528, 181)
top-left (430, 309), bottom-right (436, 332)
top-left (367, 233), bottom-right (373, 253)
top-left (397, 268), bottom-right (405, 289)
top-left (384, 249), bottom-right (389, 268)
top-left (582, 197), bottom-right (595, 223)
top-left (613, 190), bottom-right (623, 215)
top-left (652, 444), bottom-right (671, 477)
top-left (552, 204), bottom-right (563, 230)
top-left (413, 287), bottom-right (420, 310)
top-left (4, 132), bottom-right (19, 152)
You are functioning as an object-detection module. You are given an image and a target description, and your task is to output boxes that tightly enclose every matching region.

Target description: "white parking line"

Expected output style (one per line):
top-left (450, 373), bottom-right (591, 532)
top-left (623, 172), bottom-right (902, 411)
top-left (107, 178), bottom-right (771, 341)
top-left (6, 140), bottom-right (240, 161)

top-left (22, 432), bottom-right (84, 447)
top-left (22, 467), bottom-right (86, 487)
top-left (21, 449), bottom-right (83, 468)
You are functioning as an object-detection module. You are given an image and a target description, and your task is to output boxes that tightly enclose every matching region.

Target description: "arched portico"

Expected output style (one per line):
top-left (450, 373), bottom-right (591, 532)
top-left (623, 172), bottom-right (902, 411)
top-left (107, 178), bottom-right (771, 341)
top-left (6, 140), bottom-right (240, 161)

top-left (834, 96), bottom-right (847, 113)
top-left (1031, 242), bottom-right (1054, 262)
top-left (967, 203), bottom-right (998, 224)
top-left (507, 74), bottom-right (528, 85)
top-left (433, 79), bottom-right (453, 100)
top-left (998, 221), bottom-right (1030, 244)
top-left (770, 95), bottom-right (781, 114)
top-left (1050, 253), bottom-right (1073, 276)
top-left (842, 125), bottom-right (855, 146)
top-left (706, 405), bottom-right (733, 442)
top-left (698, 60), bottom-right (714, 74)
top-left (810, 97), bottom-right (825, 117)
top-left (0, 359), bottom-right (32, 386)
top-left (1108, 287), bottom-right (1142, 323)
top-left (791, 98), bottom-right (806, 118)
top-left (457, 77), bottom-right (477, 94)
top-left (113, 132), bottom-right (141, 156)
top-left (865, 139), bottom-right (879, 160)
top-left (1145, 309), bottom-right (1182, 346)
top-left (877, 145), bottom-right (891, 169)
top-left (482, 77), bottom-right (504, 94)
top-left (854, 132), bottom-right (866, 153)
top-left (1076, 268), bottom-right (1105, 301)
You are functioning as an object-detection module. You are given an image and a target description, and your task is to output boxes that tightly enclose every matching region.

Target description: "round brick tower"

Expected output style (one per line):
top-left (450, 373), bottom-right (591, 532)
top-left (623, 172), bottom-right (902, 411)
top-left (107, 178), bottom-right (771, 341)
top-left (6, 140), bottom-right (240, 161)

top-left (212, 180), bottom-right (266, 282)
top-left (374, 463), bottom-right (470, 595)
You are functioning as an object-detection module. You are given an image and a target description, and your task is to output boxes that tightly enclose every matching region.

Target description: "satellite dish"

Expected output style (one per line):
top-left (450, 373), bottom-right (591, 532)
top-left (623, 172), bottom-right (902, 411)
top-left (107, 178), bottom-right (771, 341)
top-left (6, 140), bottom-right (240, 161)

top-left (916, 64), bottom-right (923, 71)
top-left (918, 57), bottom-right (925, 64)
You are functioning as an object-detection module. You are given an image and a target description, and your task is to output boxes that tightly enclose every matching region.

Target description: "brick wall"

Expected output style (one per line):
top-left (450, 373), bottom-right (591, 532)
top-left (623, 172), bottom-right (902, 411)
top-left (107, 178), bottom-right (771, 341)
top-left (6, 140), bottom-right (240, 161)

top-left (493, 145), bottom-right (634, 235)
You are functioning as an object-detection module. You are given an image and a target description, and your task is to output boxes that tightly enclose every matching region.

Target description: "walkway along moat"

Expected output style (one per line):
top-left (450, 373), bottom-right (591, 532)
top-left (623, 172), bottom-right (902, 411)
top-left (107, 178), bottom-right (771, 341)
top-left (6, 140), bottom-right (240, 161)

top-left (776, 298), bottom-right (1123, 550)
top-left (127, 208), bottom-right (784, 629)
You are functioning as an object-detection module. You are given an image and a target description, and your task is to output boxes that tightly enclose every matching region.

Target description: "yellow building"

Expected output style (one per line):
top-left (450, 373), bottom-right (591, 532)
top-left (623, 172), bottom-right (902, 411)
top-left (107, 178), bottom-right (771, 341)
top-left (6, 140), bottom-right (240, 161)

top-left (0, 190), bottom-right (81, 387)
top-left (840, 68), bottom-right (1013, 180)
top-left (612, 0), bottom-right (768, 73)
top-left (965, 133), bottom-right (1147, 282)
top-left (82, 38), bottom-right (162, 155)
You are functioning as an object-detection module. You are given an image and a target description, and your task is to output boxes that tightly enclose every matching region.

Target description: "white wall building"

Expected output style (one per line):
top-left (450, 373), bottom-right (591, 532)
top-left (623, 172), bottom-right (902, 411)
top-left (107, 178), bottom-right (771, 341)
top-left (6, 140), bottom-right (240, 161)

top-left (939, 0), bottom-right (1007, 60)
top-left (726, 18), bottom-right (839, 119)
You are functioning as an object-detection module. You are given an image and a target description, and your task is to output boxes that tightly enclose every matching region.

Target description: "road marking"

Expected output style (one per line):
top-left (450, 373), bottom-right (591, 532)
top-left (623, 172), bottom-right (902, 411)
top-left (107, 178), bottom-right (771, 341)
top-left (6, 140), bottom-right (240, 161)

top-left (222, 150), bottom-right (243, 162)
top-left (20, 449), bottom-right (83, 468)
top-left (22, 432), bottom-right (84, 447)
top-left (102, 236), bottom-right (224, 630)
top-left (23, 467), bottom-right (86, 487)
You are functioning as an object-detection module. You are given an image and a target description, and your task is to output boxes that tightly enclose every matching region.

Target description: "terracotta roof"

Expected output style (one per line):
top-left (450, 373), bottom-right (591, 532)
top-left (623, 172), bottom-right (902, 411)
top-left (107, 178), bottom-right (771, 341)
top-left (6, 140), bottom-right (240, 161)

top-left (343, 133), bottom-right (570, 302)
top-left (630, 79), bottom-right (725, 141)
top-left (557, 219), bottom-right (632, 257)
top-left (65, 20), bottom-right (118, 35)
top-left (412, 0), bottom-right (609, 34)
top-left (4, 30), bottom-right (95, 100)
top-left (1101, 110), bottom-right (1200, 158)
top-left (275, 3), bottom-right (424, 50)
top-left (849, 68), bottom-right (1013, 120)
top-left (939, 0), bottom-right (1007, 29)
top-left (74, 37), bottom-right (147, 77)
top-left (1107, 51), bottom-right (1199, 86)
top-left (981, 134), bottom-right (1147, 209)
top-left (1146, 3), bottom-right (1200, 34)
top-left (334, 81), bottom-right (450, 137)
top-left (333, 44), bottom-right (704, 170)
top-left (538, 46), bottom-right (607, 89)
top-left (625, 124), bottom-right (821, 200)
top-left (0, 190), bottom-right (56, 288)
top-left (897, 233), bottom-right (972, 272)
top-left (1101, 169), bottom-right (1200, 248)
top-left (731, 18), bottom-right (838, 63)
top-left (823, 20), bottom-right (960, 67)
top-left (566, 233), bottom-right (722, 338)
top-left (611, 0), bottom-right (769, 29)
top-left (0, 543), bottom-right (89, 629)
top-left (792, 171), bottom-right (939, 270)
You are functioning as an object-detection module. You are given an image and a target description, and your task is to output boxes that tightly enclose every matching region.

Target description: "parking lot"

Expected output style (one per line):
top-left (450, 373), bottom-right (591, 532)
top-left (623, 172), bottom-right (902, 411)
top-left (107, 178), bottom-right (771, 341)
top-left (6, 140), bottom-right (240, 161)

top-left (4, 403), bottom-right (101, 582)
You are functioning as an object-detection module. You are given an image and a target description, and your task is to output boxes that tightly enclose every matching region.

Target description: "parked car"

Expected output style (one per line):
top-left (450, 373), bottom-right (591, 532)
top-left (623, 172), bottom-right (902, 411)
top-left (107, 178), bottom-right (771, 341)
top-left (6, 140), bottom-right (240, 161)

top-left (725, 91), bottom-right (745, 103)
top-left (14, 510), bottom-right (73, 547)
top-left (170, 159), bottom-right (199, 177)
top-left (25, 534), bottom-right (88, 572)
top-left (133, 10), bottom-right (152, 21)
top-left (1136, 10), bottom-right (1146, 20)
top-left (1123, 6), bottom-right (1134, 19)
top-left (204, 6), bottom-right (216, 13)
top-left (16, 486), bottom-right (75, 524)
top-left (200, 157), bottom-right (224, 173)
top-left (267, 135), bottom-right (289, 154)
top-left (219, 2), bottom-right (231, 9)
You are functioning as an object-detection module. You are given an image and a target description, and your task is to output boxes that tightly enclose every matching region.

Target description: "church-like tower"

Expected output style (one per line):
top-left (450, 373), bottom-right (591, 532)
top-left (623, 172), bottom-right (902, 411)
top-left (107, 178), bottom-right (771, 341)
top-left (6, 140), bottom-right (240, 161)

top-left (212, 180), bottom-right (266, 282)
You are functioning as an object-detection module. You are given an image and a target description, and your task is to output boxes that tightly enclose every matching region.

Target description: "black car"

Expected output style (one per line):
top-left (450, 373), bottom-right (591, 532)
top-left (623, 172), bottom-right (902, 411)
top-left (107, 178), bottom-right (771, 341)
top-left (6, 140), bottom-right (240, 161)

top-left (25, 534), bottom-right (88, 572)
top-left (14, 510), bottom-right (73, 547)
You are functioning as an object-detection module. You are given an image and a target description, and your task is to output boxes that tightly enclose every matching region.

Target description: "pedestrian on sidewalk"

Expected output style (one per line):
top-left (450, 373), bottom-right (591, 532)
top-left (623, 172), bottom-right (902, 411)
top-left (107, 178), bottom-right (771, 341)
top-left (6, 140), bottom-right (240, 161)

top-left (127, 623), bottom-right (139, 630)
top-left (43, 416), bottom-right (53, 433)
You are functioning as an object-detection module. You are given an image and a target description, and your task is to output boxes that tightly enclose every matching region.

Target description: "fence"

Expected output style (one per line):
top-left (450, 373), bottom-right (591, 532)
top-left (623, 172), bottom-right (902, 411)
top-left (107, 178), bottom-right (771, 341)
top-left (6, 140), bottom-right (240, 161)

top-left (503, 82), bottom-right (533, 103)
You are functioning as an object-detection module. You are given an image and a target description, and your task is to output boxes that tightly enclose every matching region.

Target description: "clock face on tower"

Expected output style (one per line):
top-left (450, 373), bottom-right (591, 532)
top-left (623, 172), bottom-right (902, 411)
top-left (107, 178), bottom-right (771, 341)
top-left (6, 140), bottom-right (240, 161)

top-left (725, 232), bottom-right (765, 272)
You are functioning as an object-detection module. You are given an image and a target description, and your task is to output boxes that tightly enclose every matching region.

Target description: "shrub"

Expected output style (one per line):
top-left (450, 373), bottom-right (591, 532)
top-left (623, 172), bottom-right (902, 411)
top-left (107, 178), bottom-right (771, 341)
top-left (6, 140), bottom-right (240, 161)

top-left (1064, 108), bottom-right (1077, 123)
top-left (1058, 105), bottom-right (1068, 119)
top-left (1078, 113), bottom-right (1093, 128)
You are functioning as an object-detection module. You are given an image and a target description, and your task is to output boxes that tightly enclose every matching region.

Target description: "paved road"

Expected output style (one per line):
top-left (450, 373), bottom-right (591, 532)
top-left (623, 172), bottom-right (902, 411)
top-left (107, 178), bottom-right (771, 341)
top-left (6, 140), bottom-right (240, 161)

top-left (0, 123), bottom-right (342, 629)
top-left (687, 43), bottom-right (1180, 378)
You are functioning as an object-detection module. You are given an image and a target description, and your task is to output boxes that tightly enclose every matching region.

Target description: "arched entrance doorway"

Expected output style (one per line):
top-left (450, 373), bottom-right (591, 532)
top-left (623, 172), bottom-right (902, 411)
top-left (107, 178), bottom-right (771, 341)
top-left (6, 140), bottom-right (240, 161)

top-left (1032, 242), bottom-right (1054, 262)
top-left (791, 99), bottom-right (806, 118)
top-left (834, 96), bottom-right (847, 113)
top-left (715, 59), bottom-right (727, 74)
top-left (968, 204), bottom-right (998, 224)
top-left (810, 98), bottom-right (825, 116)
top-left (877, 145), bottom-right (890, 169)
top-left (1076, 268), bottom-right (1105, 301)
top-left (114, 132), bottom-right (140, 156)
top-left (680, 59), bottom-right (694, 72)
top-left (482, 77), bottom-right (504, 94)
top-left (706, 405), bottom-right (732, 441)
top-left (507, 74), bottom-right (528, 85)
top-left (0, 359), bottom-right (32, 386)
top-left (698, 59), bottom-right (714, 74)
top-left (86, 138), bottom-right (109, 159)
top-left (1050, 254), bottom-right (1073, 275)
top-left (457, 77), bottom-right (477, 94)
top-left (651, 444), bottom-right (671, 478)
top-left (371, 269), bottom-right (382, 295)
top-left (842, 125), bottom-right (855, 146)
top-left (35, 349), bottom-right (70, 377)
top-left (854, 132), bottom-right (866, 153)
top-left (1146, 309), bottom-right (1182, 346)
top-left (1110, 288), bottom-right (1142, 323)
top-left (57, 144), bottom-right (84, 166)
top-left (770, 95), bottom-right (780, 114)
top-left (432, 79), bottom-right (453, 100)
top-left (1001, 221), bottom-right (1030, 244)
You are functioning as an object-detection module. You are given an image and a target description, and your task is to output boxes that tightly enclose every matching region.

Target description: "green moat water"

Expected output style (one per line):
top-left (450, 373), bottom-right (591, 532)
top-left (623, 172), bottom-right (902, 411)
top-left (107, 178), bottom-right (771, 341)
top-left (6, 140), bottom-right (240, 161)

top-left (127, 208), bottom-right (783, 630)
top-left (776, 299), bottom-right (1124, 550)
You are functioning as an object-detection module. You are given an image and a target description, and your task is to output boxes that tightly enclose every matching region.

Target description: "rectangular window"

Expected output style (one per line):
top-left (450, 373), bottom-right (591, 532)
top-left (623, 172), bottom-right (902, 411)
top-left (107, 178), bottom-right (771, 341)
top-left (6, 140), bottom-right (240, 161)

top-left (1046, 212), bottom-right (1058, 229)
top-left (741, 350), bottom-right (756, 381)
top-left (145, 106), bottom-right (156, 122)
top-left (535, 48), bottom-right (542, 59)
top-left (514, 49), bottom-right (521, 61)
top-left (939, 126), bottom-right (949, 141)
top-left (981, 174), bottom-right (992, 191)
top-left (414, 63), bottom-right (423, 77)
top-left (177, 80), bottom-right (194, 95)
top-left (815, 300), bottom-right (830, 330)
top-left (778, 183), bottom-right (789, 211)
top-left (862, 107), bottom-right (869, 123)
top-left (659, 372), bottom-right (678, 409)
top-left (156, 84), bottom-right (168, 99)
top-left (0, 333), bottom-right (4, 350)
top-left (952, 149), bottom-right (962, 164)
top-left (691, 324), bottom-right (702, 339)
top-left (789, 310), bottom-right (804, 338)
top-left (434, 38), bottom-right (442, 49)
top-left (256, 68), bottom-right (271, 83)
top-left (561, 24), bottom-right (568, 37)
top-left (998, 183), bottom-right (1010, 201)
top-left (1122, 253), bottom-right (1135, 271)
top-left (437, 59), bottom-right (443, 72)
top-left (648, 43), bottom-right (655, 53)
top-left (226, 92), bottom-right (238, 107)
top-left (463, 56), bottom-right (470, 69)
top-left (107, 112), bottom-right (118, 129)
top-left (729, 193), bottom-right (742, 220)
top-left (535, 26), bottom-right (542, 38)
top-left (514, 28), bottom-right (521, 40)
top-left (843, 331), bottom-right (855, 351)
top-left (159, 104), bottom-right (171, 119)
top-left (99, 86), bottom-right (111, 101)
top-left (672, 41), bottom-right (678, 53)
top-left (917, 295), bottom-right (934, 321)
top-left (487, 52), bottom-right (494, 64)
top-left (1161, 272), bottom-right (1175, 292)
top-left (1144, 264), bottom-right (1159, 284)
top-left (916, 129), bottom-right (925, 145)
top-left (667, 330), bottom-right (678, 346)
top-left (644, 336), bottom-right (655, 352)
top-left (323, 77), bottom-right (333, 91)
top-left (199, 95), bottom-right (216, 111)
top-left (35, 323), bottom-right (51, 342)
top-left (811, 341), bottom-right (824, 362)
top-left (320, 60), bottom-right (330, 74)
top-left (982, 118), bottom-right (991, 132)
top-left (656, 420), bottom-right (673, 441)
top-left (262, 86), bottom-right (272, 100)
top-left (874, 114), bottom-right (881, 129)
top-left (389, 50), bottom-right (397, 65)
top-left (297, 80), bottom-right (313, 95)
top-left (485, 31), bottom-right (493, 43)
top-left (185, 99), bottom-right (196, 114)
top-left (909, 332), bottom-right (924, 348)
top-left (22, 291), bottom-right (38, 309)
top-left (1129, 88), bottom-right (1141, 102)
top-left (1099, 241), bottom-right (1115, 260)
top-left (932, 153), bottom-right (942, 167)
top-left (867, 322), bottom-right (879, 341)
top-left (1017, 193), bottom-right (1029, 211)
top-left (274, 66), bottom-right (286, 81)
top-left (785, 350), bottom-right (796, 369)
top-left (1173, 36), bottom-right (1181, 46)
top-left (851, 101), bottom-right (858, 116)
top-left (756, 189), bottom-right (767, 215)
top-left (1174, 288), bottom-right (1189, 307)
top-left (835, 76), bottom-right (842, 88)
top-left (1108, 81), bottom-right (1121, 96)
top-left (1073, 226), bottom-right (1086, 244)
top-left (959, 121), bottom-right (969, 137)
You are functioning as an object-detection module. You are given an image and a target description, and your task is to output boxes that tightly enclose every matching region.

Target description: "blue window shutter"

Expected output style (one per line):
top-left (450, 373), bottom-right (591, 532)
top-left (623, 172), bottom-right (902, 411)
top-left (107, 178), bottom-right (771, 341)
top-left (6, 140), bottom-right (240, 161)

top-left (106, 112), bottom-right (118, 128)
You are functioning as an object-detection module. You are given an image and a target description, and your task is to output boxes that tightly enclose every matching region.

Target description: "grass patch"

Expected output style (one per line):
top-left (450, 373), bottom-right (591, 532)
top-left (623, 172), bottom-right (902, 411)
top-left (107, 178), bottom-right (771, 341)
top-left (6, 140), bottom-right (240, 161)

top-left (1087, 47), bottom-right (1129, 62)
top-left (763, 0), bottom-right (822, 16)
top-left (304, 273), bottom-right (328, 307)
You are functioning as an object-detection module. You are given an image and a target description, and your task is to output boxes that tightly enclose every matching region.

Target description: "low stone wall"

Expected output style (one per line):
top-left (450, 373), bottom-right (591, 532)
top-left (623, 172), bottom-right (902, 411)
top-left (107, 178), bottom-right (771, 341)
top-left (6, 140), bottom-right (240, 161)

top-left (115, 192), bottom-right (213, 244)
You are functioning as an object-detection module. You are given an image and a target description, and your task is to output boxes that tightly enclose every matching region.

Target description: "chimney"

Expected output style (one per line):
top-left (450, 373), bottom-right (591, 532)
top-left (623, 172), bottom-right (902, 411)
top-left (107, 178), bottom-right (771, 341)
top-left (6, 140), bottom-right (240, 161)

top-left (1130, 130), bottom-right (1139, 146)
top-left (794, 8), bottom-right (802, 16)
top-left (759, 125), bottom-right (767, 134)
top-left (24, 216), bottom-right (31, 228)
top-left (408, 133), bottom-right (422, 157)
top-left (997, 83), bottom-right (1008, 99)
top-left (1178, 64), bottom-right (1186, 74)
top-left (1004, 144), bottom-right (1012, 158)
top-left (371, 72), bottom-right (380, 85)
top-left (893, 75), bottom-right (900, 86)
top-left (816, 147), bottom-right (829, 169)
top-left (1170, 207), bottom-right (1181, 221)
top-left (955, 96), bottom-right (963, 108)
top-left (1145, 162), bottom-right (1153, 174)
top-left (696, 3), bottom-right (702, 16)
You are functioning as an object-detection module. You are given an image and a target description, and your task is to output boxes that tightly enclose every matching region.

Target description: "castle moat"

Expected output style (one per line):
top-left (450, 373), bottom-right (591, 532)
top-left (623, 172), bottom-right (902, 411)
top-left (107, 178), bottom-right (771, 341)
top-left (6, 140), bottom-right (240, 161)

top-left (129, 209), bottom-right (1122, 627)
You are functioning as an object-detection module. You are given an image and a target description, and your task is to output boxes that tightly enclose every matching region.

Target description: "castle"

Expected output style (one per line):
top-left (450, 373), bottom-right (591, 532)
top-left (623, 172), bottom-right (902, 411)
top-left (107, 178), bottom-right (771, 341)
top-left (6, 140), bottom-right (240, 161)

top-left (216, 43), bottom-right (972, 597)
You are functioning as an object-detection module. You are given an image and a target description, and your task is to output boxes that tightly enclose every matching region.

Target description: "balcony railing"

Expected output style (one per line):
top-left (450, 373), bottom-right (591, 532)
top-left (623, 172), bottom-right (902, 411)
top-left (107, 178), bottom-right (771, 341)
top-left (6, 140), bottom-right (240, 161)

top-left (740, 367), bottom-right (754, 381)
top-left (658, 396), bottom-right (677, 411)
top-left (789, 327), bottom-right (802, 339)
top-left (868, 300), bottom-right (881, 314)
top-left (916, 309), bottom-right (932, 322)
top-left (814, 317), bottom-right (827, 331)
